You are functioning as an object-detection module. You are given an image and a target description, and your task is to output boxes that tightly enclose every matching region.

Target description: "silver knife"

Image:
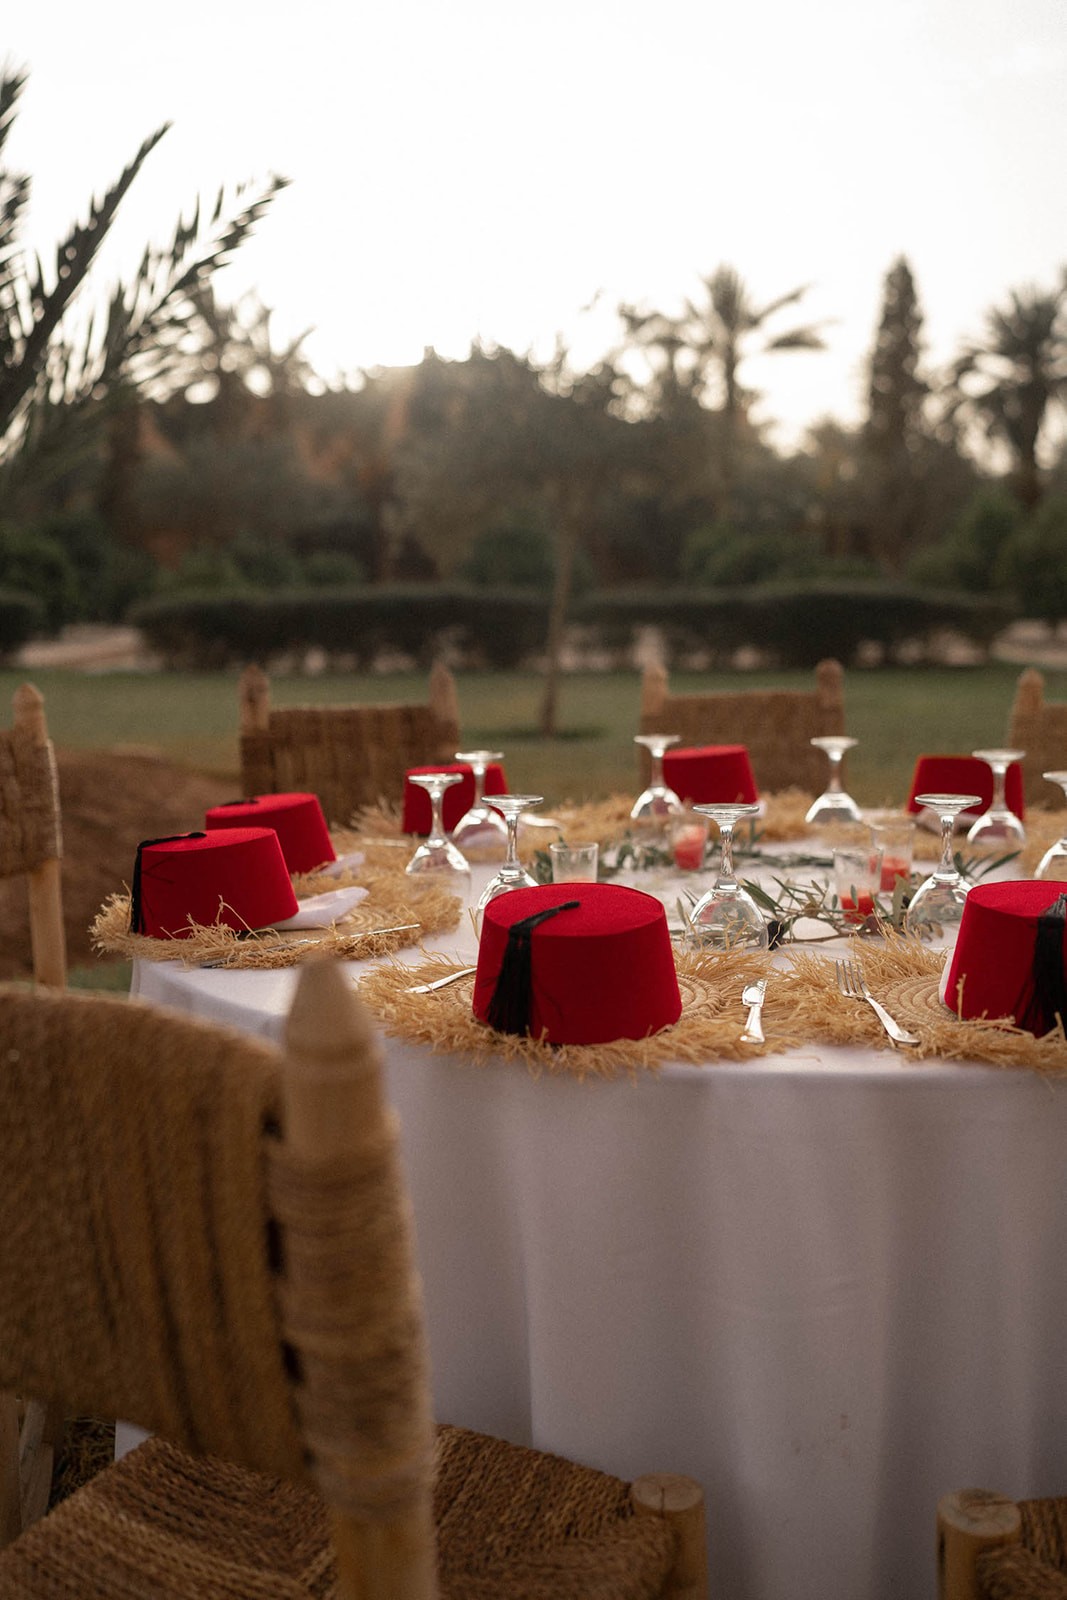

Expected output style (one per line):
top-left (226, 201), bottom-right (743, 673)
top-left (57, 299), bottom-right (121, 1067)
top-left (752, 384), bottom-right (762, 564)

top-left (405, 966), bottom-right (477, 993)
top-left (741, 979), bottom-right (767, 1043)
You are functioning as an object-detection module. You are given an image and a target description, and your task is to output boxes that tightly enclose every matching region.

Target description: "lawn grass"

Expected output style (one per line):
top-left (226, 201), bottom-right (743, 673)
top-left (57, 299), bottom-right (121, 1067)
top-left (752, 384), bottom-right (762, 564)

top-left (4, 661), bottom-right (1065, 809)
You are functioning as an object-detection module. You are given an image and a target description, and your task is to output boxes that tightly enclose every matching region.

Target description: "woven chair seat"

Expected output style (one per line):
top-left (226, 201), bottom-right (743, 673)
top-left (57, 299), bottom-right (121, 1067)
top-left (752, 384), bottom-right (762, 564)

top-left (0, 1425), bottom-right (677, 1599)
top-left (977, 1498), bottom-right (1067, 1599)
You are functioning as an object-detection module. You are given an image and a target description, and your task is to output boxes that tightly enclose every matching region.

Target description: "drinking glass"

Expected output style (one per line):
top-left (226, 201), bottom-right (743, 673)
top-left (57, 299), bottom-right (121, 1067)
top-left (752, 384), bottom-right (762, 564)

top-left (805, 736), bottom-right (862, 826)
top-left (833, 844), bottom-right (884, 924)
top-left (473, 794), bottom-right (543, 931)
top-left (631, 734), bottom-right (683, 822)
top-left (868, 813), bottom-right (916, 893)
top-left (966, 748), bottom-right (1026, 848)
top-left (405, 772), bottom-right (471, 881)
top-left (549, 841), bottom-right (599, 882)
top-left (1035, 771), bottom-right (1067, 881)
top-left (451, 749), bottom-right (507, 851)
top-left (904, 792), bottom-right (982, 934)
top-left (688, 802), bottom-right (768, 951)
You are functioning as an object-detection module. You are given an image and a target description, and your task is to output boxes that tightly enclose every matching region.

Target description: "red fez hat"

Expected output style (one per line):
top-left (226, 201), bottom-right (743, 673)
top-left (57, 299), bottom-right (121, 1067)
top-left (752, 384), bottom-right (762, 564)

top-left (473, 882), bottom-right (682, 1045)
top-left (205, 792), bottom-right (335, 874)
top-left (906, 755), bottom-right (1025, 821)
top-left (663, 744), bottom-right (759, 806)
top-left (131, 827), bottom-right (299, 939)
top-left (942, 880), bottom-right (1067, 1035)
top-left (403, 762), bottom-right (508, 835)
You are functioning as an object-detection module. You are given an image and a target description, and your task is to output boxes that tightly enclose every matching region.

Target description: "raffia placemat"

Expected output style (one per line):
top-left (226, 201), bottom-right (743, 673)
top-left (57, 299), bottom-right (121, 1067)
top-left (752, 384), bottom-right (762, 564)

top-left (91, 849), bottom-right (463, 968)
top-left (359, 935), bottom-right (1067, 1080)
top-left (358, 948), bottom-right (796, 1081)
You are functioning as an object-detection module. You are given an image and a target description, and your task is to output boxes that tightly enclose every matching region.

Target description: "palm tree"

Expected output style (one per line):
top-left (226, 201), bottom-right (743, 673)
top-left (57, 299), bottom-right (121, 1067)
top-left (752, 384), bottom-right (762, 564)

top-left (618, 266), bottom-right (826, 515)
top-left (947, 274), bottom-right (1067, 509)
top-left (0, 67), bottom-right (287, 510)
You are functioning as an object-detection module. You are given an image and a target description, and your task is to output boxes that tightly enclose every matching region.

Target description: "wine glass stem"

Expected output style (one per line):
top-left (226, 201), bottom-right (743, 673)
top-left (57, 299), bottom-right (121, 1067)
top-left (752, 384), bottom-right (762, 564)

top-left (718, 822), bottom-right (737, 888)
top-left (826, 753), bottom-right (843, 795)
top-left (990, 764), bottom-right (1007, 812)
top-left (504, 814), bottom-right (521, 870)
top-left (429, 791), bottom-right (447, 847)
top-left (472, 764), bottom-right (486, 807)
top-left (937, 813), bottom-right (955, 876)
top-left (650, 752), bottom-right (665, 790)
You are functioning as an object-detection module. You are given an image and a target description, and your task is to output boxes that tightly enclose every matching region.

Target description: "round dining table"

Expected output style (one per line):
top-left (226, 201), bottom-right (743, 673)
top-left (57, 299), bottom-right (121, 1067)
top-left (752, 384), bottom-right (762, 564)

top-left (129, 859), bottom-right (1067, 1600)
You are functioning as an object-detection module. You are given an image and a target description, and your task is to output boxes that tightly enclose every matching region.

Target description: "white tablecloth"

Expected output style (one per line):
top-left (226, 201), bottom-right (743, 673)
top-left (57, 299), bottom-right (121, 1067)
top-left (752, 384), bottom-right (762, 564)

top-left (130, 862), bottom-right (1067, 1600)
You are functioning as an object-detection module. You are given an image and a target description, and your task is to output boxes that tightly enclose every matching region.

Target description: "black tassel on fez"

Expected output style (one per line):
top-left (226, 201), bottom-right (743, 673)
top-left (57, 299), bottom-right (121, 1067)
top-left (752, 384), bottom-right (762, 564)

top-left (1021, 891), bottom-right (1067, 1036)
top-left (486, 900), bottom-right (580, 1036)
top-left (130, 833), bottom-right (205, 933)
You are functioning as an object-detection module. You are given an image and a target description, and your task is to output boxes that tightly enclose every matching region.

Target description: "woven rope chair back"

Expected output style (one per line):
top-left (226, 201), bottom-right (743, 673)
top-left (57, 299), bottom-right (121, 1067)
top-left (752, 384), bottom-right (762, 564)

top-left (239, 664), bottom-right (462, 826)
top-left (1008, 669), bottom-right (1067, 809)
top-left (0, 685), bottom-right (65, 988)
top-left (638, 658), bottom-right (847, 796)
top-left (0, 962), bottom-right (438, 1594)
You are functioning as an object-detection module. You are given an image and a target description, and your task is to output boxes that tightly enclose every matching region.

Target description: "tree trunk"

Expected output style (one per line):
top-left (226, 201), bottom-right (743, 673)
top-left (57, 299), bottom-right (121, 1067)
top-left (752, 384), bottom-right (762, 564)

top-left (537, 513), bottom-right (581, 738)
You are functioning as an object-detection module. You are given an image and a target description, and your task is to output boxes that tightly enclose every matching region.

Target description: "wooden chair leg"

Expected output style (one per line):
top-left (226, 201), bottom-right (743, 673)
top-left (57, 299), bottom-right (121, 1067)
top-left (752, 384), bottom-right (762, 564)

top-left (0, 1394), bottom-right (21, 1548)
top-left (632, 1473), bottom-right (709, 1600)
top-left (937, 1489), bottom-right (1022, 1600)
top-left (28, 860), bottom-right (67, 988)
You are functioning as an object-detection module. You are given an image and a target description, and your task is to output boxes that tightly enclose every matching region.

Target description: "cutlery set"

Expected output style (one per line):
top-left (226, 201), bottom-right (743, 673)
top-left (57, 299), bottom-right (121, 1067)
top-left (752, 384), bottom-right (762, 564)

top-left (404, 961), bottom-right (919, 1048)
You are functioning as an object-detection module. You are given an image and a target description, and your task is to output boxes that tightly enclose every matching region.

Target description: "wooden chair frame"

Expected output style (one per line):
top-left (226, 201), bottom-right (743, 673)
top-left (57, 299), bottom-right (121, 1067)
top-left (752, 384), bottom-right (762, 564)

top-left (0, 964), bottom-right (708, 1599)
top-left (1007, 668), bottom-right (1067, 808)
top-left (238, 662), bottom-right (462, 825)
top-left (638, 657), bottom-right (847, 796)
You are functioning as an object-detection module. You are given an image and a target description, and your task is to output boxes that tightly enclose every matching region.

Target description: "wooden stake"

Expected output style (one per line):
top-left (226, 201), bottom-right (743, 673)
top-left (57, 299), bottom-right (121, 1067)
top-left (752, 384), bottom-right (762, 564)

top-left (632, 1472), bottom-right (709, 1600)
top-left (937, 1488), bottom-right (1021, 1600)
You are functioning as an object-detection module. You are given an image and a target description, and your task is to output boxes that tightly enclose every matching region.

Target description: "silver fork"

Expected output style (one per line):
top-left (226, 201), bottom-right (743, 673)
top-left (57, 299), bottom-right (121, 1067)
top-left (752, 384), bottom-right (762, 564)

top-left (835, 960), bottom-right (919, 1046)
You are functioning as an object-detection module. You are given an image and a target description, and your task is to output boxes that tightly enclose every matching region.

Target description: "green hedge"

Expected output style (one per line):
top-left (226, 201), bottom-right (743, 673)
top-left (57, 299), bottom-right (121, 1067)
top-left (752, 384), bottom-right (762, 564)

top-left (129, 582), bottom-right (1015, 671)
top-left (0, 589), bottom-right (45, 662)
top-left (577, 584), bottom-right (1015, 667)
top-left (130, 586), bottom-right (552, 670)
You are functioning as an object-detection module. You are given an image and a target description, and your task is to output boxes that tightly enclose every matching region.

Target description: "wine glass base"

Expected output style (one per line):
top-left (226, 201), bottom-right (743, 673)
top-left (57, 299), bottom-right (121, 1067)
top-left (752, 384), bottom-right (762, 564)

top-left (904, 875), bottom-right (970, 934)
top-left (630, 787), bottom-right (683, 822)
top-left (406, 841), bottom-right (471, 878)
top-left (1035, 842), bottom-right (1067, 881)
top-left (965, 812), bottom-right (1026, 848)
top-left (805, 792), bottom-right (863, 826)
top-left (688, 890), bottom-right (768, 952)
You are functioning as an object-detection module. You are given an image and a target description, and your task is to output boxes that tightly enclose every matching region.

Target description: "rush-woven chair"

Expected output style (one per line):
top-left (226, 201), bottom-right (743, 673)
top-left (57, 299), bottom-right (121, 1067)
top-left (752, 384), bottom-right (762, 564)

top-left (0, 684), bottom-right (66, 989)
top-left (0, 683), bottom-right (67, 1542)
top-left (0, 961), bottom-right (708, 1599)
top-left (238, 661), bottom-right (462, 826)
top-left (937, 1487), bottom-right (1067, 1598)
top-left (1007, 668), bottom-right (1067, 809)
top-left (638, 657), bottom-right (847, 797)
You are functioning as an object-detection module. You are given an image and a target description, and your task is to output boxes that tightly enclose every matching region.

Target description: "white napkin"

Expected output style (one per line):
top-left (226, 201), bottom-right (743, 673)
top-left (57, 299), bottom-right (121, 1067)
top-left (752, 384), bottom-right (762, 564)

top-left (272, 886), bottom-right (369, 929)
top-left (315, 850), bottom-right (366, 879)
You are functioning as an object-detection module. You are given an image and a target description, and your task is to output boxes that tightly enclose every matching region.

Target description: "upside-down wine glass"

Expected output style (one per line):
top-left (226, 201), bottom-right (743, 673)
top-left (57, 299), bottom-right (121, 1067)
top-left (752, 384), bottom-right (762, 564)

top-left (451, 749), bottom-right (508, 852)
top-left (904, 792), bottom-right (982, 934)
top-left (688, 802), bottom-right (768, 952)
top-left (473, 794), bottom-right (544, 933)
top-left (1035, 772), bottom-right (1067, 881)
top-left (631, 734), bottom-right (683, 822)
top-left (805, 736), bottom-right (863, 826)
top-left (405, 772), bottom-right (471, 882)
top-left (966, 748), bottom-right (1026, 848)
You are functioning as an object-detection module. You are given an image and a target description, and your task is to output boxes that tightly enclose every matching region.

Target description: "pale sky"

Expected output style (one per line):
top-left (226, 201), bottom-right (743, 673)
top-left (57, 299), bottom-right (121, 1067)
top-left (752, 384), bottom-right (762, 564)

top-left (6, 0), bottom-right (1066, 448)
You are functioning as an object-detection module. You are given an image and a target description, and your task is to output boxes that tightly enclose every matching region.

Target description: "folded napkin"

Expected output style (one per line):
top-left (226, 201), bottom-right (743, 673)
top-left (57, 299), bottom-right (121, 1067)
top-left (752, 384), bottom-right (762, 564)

top-left (314, 849), bottom-right (365, 880)
top-left (271, 886), bottom-right (369, 929)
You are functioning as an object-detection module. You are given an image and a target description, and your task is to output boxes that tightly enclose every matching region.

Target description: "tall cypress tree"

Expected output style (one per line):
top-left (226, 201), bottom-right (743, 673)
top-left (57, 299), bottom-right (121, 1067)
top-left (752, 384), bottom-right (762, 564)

top-left (861, 256), bottom-right (931, 569)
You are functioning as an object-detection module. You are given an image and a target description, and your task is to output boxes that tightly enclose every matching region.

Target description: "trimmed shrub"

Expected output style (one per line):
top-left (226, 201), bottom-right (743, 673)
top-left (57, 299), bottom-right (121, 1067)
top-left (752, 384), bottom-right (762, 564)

top-left (0, 589), bottom-right (45, 661)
